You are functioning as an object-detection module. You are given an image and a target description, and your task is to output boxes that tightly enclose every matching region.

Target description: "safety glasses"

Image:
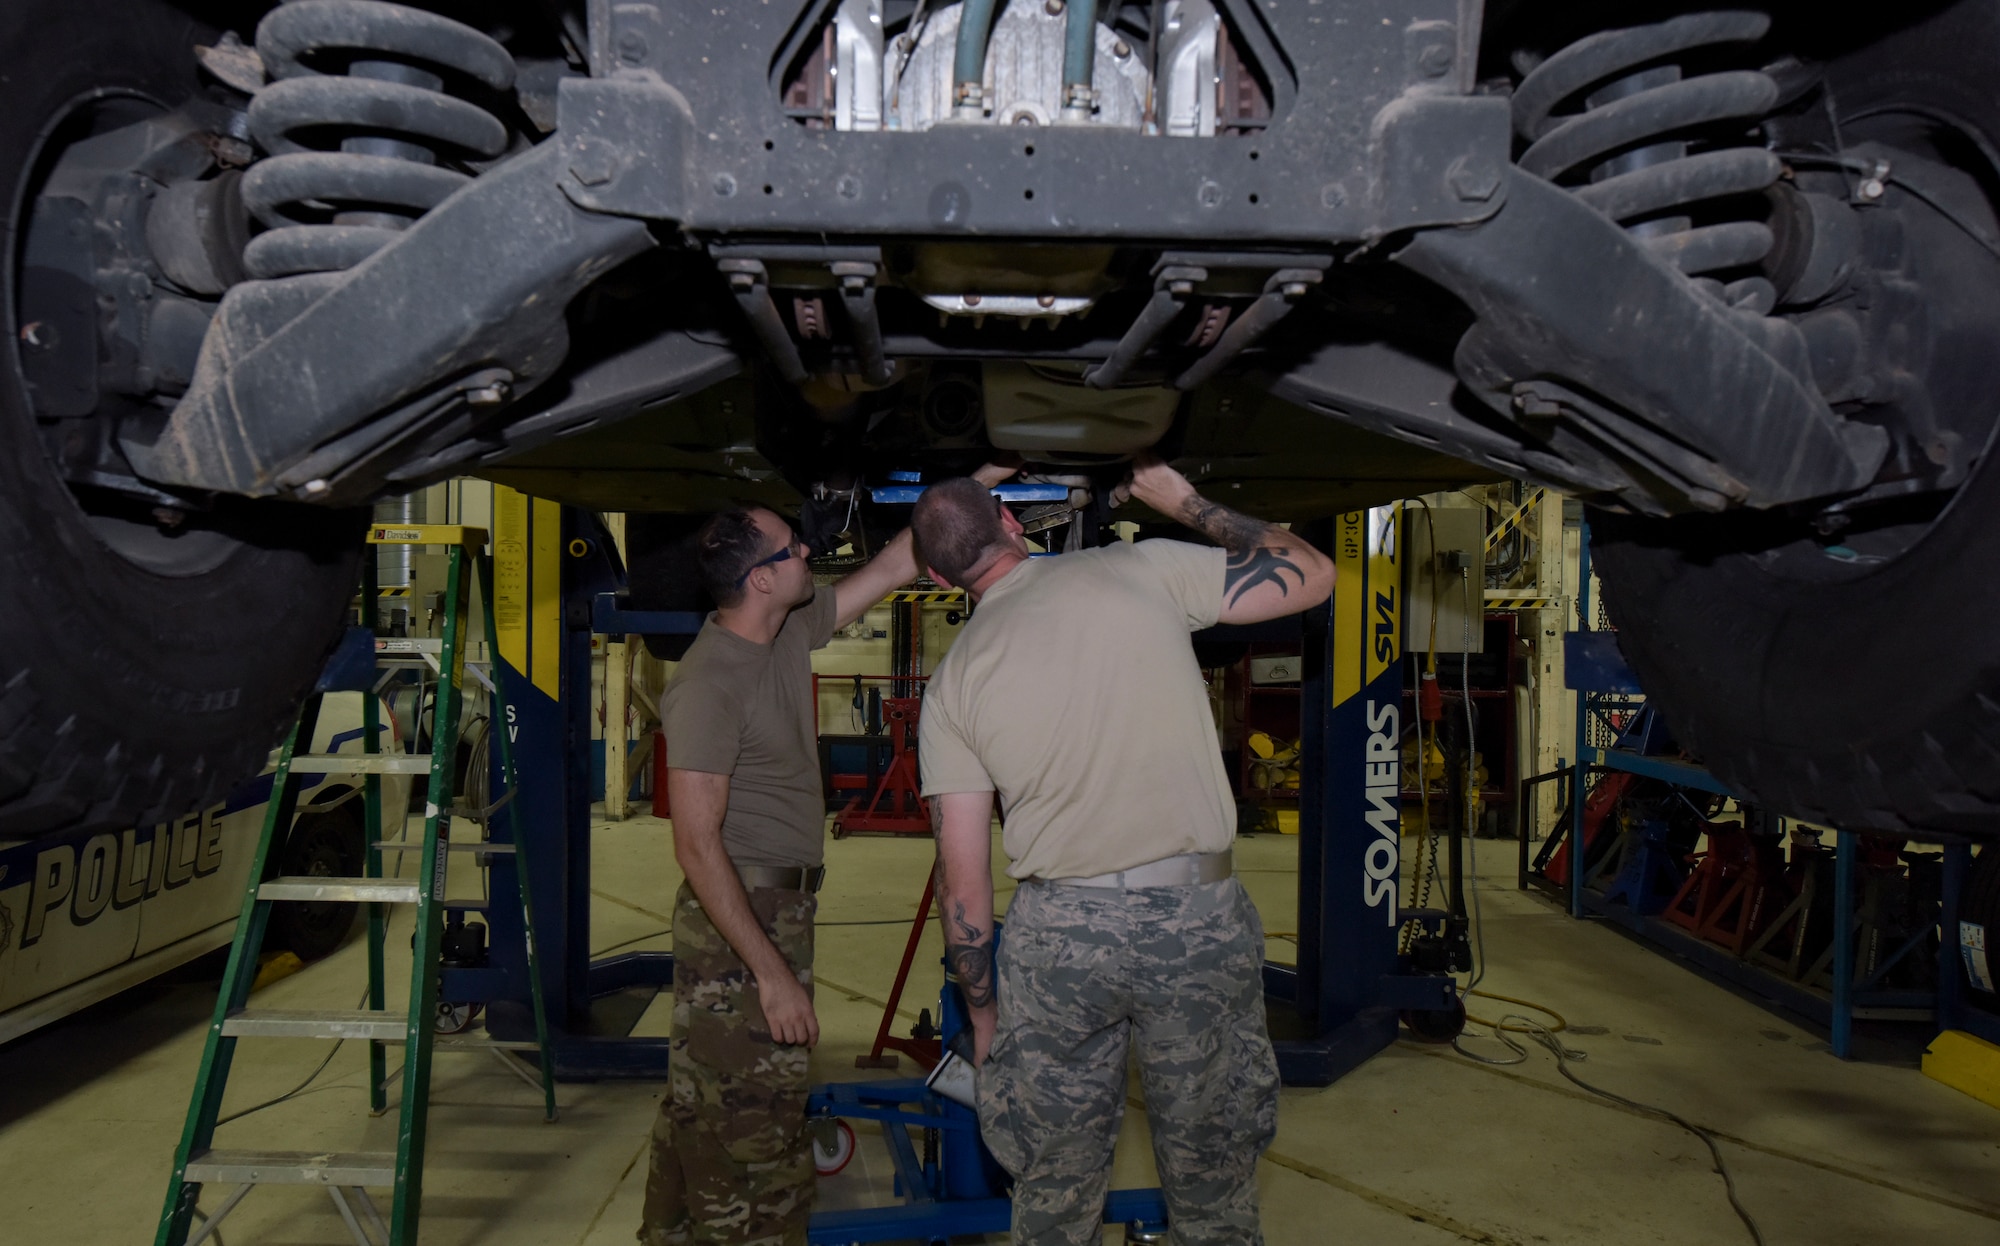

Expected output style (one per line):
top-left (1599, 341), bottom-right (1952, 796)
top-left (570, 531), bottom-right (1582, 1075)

top-left (737, 536), bottom-right (805, 586)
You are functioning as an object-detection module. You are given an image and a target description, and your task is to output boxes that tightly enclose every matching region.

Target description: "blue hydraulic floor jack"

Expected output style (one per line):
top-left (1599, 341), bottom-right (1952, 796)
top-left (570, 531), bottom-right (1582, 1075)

top-left (804, 948), bottom-right (1169, 1246)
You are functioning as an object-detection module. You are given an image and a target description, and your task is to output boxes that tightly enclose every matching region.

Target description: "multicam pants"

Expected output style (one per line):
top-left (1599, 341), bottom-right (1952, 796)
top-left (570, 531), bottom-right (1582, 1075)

top-left (978, 876), bottom-right (1280, 1246)
top-left (640, 880), bottom-right (817, 1246)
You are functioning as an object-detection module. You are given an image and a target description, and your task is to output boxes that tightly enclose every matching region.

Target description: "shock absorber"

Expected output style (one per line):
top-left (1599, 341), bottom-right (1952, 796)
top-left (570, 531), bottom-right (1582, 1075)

top-left (1512, 11), bottom-right (1784, 313)
top-left (239, 0), bottom-right (515, 281)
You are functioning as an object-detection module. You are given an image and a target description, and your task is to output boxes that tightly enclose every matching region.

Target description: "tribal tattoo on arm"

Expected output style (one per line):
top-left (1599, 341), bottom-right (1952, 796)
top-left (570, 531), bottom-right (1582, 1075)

top-left (1178, 495), bottom-right (1308, 607)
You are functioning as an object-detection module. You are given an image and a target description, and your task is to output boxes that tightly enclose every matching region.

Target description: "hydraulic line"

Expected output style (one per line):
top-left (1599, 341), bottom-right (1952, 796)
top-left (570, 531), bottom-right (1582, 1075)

top-left (952, 0), bottom-right (1002, 115)
top-left (1062, 0), bottom-right (1101, 119)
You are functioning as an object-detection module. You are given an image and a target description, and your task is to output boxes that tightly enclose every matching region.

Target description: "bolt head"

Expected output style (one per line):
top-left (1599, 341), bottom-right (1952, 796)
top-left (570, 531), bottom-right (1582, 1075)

top-left (1418, 43), bottom-right (1454, 77)
top-left (963, 294), bottom-right (982, 307)
top-left (302, 478), bottom-right (330, 497)
top-left (1114, 40), bottom-right (1131, 59)
top-left (1037, 294), bottom-right (1056, 308)
top-left (1447, 156), bottom-right (1500, 203)
top-left (570, 148), bottom-right (615, 188)
top-left (1859, 177), bottom-right (1886, 201)
top-left (1044, 0), bottom-right (1064, 14)
top-left (714, 173), bottom-right (738, 197)
top-left (616, 31), bottom-right (648, 64)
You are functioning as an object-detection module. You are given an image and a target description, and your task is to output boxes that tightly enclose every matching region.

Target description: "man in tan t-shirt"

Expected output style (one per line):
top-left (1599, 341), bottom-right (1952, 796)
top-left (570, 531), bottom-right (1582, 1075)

top-left (913, 457), bottom-right (1334, 1246)
top-left (643, 463), bottom-right (1014, 1246)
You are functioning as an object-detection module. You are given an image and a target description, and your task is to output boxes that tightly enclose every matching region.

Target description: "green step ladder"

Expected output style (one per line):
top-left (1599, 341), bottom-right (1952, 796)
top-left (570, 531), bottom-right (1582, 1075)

top-left (156, 524), bottom-right (557, 1246)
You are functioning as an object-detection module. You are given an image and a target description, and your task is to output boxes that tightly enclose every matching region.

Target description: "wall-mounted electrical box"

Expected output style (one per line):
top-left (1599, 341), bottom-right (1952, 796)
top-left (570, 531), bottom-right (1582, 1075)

top-left (1404, 506), bottom-right (1486, 654)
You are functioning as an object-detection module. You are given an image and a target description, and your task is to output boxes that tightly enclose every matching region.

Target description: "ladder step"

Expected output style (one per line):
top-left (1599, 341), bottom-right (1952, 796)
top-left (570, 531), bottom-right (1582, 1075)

top-left (185, 1149), bottom-right (397, 1187)
top-left (384, 1034), bottom-right (541, 1051)
top-left (259, 877), bottom-right (422, 904)
top-left (373, 840), bottom-right (516, 854)
top-left (223, 1008), bottom-right (407, 1040)
top-left (289, 753), bottom-right (433, 775)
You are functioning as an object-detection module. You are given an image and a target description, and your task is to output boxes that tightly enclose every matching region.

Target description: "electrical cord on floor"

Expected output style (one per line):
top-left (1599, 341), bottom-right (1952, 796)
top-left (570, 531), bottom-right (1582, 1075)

top-left (593, 928), bottom-right (672, 956)
top-left (1461, 989), bottom-right (1567, 1034)
top-left (188, 1205), bottom-right (226, 1246)
top-left (1455, 1014), bottom-right (1765, 1246)
top-left (213, 987), bottom-right (369, 1127)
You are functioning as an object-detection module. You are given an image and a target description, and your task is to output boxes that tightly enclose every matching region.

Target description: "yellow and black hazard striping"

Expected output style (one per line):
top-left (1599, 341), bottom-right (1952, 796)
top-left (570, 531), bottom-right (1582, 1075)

top-left (883, 589), bottom-right (966, 603)
top-left (1484, 487), bottom-right (1547, 553)
top-left (378, 586), bottom-right (413, 597)
top-left (1484, 596), bottom-right (1561, 610)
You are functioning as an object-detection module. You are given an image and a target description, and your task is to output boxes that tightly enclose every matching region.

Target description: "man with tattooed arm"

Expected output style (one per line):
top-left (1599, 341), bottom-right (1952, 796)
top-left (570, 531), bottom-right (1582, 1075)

top-left (909, 455), bottom-right (1335, 1245)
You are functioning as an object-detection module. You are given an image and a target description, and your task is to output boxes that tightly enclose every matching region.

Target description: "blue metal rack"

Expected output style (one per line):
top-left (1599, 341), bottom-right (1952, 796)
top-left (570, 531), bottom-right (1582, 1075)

top-left (1546, 524), bottom-right (1996, 1058)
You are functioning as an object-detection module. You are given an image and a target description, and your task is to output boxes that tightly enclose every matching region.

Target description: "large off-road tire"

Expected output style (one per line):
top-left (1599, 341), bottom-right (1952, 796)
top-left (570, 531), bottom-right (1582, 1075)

top-left (1, 0), bottom-right (362, 836)
top-left (1589, 3), bottom-right (2000, 838)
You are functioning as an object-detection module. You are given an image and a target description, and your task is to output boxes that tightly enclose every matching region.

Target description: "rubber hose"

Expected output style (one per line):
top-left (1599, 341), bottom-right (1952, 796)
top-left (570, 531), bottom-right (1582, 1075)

top-left (1063, 0), bottom-right (1099, 98)
top-left (953, 0), bottom-right (1002, 100)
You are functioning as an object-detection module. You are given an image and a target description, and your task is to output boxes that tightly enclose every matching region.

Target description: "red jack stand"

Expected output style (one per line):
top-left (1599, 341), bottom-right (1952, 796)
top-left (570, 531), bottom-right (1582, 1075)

top-left (1662, 822), bottom-right (1779, 954)
top-left (833, 697), bottom-right (932, 837)
top-left (854, 872), bottom-right (945, 1070)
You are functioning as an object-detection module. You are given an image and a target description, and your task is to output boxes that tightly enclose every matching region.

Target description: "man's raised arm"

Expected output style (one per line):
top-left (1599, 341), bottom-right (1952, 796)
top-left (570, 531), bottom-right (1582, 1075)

top-left (1122, 454), bottom-right (1335, 624)
top-left (833, 459), bottom-right (1021, 628)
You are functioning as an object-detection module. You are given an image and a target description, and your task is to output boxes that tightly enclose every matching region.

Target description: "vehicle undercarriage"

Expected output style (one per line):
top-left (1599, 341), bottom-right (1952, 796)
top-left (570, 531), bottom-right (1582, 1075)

top-left (7, 0), bottom-right (2000, 836)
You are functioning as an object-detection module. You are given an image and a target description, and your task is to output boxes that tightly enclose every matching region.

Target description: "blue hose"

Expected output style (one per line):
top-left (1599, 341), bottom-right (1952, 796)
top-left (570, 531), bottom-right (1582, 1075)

top-left (1062, 0), bottom-right (1100, 100)
top-left (953, 0), bottom-right (1002, 104)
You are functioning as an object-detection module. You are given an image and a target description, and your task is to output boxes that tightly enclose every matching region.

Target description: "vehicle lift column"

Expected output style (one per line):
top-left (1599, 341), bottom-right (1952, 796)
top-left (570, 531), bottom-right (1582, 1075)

top-left (467, 489), bottom-right (687, 1077)
top-left (1262, 505), bottom-right (1458, 1085)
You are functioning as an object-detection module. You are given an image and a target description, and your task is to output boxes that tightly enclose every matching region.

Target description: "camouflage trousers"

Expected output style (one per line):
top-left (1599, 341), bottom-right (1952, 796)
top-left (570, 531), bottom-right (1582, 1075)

top-left (640, 880), bottom-right (817, 1246)
top-left (978, 877), bottom-right (1280, 1246)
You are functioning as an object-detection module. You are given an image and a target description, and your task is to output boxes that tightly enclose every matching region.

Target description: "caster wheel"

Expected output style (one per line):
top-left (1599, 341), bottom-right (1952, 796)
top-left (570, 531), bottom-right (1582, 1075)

top-left (435, 1000), bottom-right (480, 1034)
top-left (1401, 998), bottom-right (1467, 1043)
top-left (812, 1118), bottom-right (856, 1176)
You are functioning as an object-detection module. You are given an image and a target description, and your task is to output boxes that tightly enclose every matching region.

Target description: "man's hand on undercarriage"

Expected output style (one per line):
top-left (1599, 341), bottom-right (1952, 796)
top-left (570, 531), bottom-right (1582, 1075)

top-left (757, 970), bottom-right (820, 1047)
top-left (971, 453), bottom-right (1023, 489)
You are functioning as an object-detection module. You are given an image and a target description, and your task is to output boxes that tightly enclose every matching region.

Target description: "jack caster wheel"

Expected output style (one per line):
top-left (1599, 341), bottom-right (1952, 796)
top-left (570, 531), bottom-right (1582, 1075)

top-left (435, 1000), bottom-right (480, 1035)
top-left (1401, 998), bottom-right (1468, 1044)
top-left (812, 1118), bottom-right (857, 1177)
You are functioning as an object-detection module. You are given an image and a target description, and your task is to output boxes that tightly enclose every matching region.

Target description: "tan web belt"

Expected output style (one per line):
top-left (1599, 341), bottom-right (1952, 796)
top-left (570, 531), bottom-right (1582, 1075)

top-left (737, 864), bottom-right (827, 893)
top-left (1043, 849), bottom-right (1233, 890)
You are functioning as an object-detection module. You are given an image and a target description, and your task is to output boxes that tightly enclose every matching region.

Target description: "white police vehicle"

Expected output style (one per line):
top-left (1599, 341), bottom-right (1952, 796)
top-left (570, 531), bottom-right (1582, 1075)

top-left (0, 692), bottom-right (412, 1045)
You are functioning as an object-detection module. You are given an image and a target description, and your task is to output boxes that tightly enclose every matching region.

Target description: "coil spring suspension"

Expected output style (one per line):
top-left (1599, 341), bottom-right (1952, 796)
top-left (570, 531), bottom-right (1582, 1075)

top-left (1513, 11), bottom-right (1783, 313)
top-left (240, 0), bottom-right (515, 281)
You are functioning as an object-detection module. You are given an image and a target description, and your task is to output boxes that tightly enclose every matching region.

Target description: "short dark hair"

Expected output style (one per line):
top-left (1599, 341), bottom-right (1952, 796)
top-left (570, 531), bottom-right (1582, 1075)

top-left (695, 509), bottom-right (768, 607)
top-left (912, 477), bottom-right (1009, 587)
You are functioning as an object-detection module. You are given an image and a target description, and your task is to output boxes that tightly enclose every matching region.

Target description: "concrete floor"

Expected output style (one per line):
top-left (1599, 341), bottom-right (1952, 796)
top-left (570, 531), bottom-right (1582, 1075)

top-left (2, 814), bottom-right (1997, 1245)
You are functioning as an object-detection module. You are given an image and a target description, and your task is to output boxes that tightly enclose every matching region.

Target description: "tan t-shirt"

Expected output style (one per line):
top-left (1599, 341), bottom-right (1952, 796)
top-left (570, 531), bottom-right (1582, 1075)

top-left (918, 540), bottom-right (1233, 880)
top-left (661, 587), bottom-right (839, 868)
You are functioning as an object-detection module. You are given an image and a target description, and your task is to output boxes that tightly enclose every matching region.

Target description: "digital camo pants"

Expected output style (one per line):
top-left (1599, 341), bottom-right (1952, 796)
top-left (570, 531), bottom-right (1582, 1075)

top-left (640, 881), bottom-right (816, 1246)
top-left (977, 876), bottom-right (1281, 1246)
